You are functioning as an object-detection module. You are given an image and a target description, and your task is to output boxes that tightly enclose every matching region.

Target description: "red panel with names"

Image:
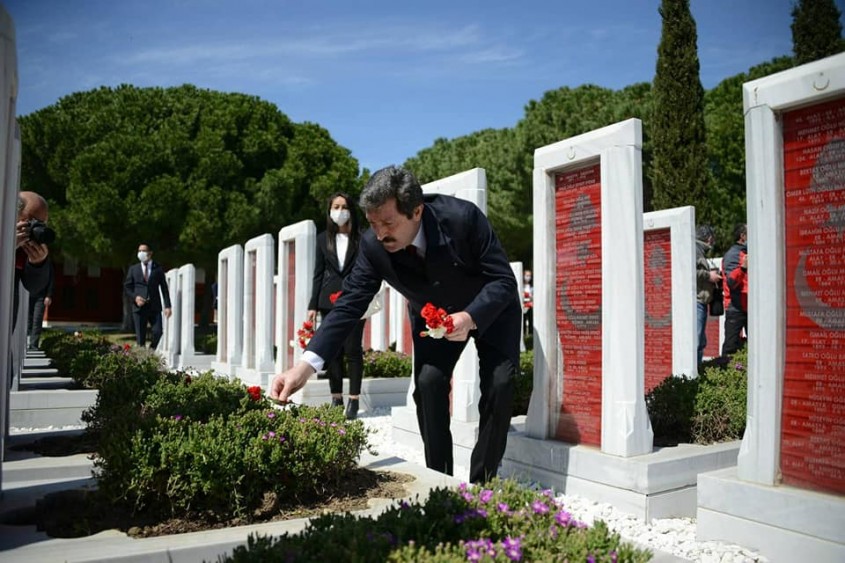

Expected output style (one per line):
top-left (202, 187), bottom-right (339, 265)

top-left (554, 163), bottom-right (602, 446)
top-left (644, 228), bottom-right (673, 393)
top-left (781, 96), bottom-right (845, 495)
top-left (286, 246), bottom-right (296, 368)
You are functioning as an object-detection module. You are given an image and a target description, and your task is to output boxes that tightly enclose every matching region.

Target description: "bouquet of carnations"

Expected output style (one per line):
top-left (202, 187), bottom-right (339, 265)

top-left (419, 302), bottom-right (454, 339)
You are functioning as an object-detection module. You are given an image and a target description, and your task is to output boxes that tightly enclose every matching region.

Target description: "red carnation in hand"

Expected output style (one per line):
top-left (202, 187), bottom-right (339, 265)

top-left (329, 291), bottom-right (343, 304)
top-left (419, 302), bottom-right (455, 339)
top-left (293, 320), bottom-right (315, 350)
top-left (247, 385), bottom-right (262, 401)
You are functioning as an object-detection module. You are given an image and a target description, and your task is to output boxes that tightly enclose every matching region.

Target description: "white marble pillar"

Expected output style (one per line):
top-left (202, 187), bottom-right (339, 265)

top-left (0, 6), bottom-right (18, 485)
top-left (178, 264), bottom-right (196, 360)
top-left (276, 221), bottom-right (315, 374)
top-left (511, 262), bottom-right (525, 352)
top-left (530, 118), bottom-right (652, 457)
top-left (367, 281), bottom-right (389, 351)
top-left (237, 234), bottom-right (276, 386)
top-left (211, 244), bottom-right (244, 378)
top-left (161, 268), bottom-right (180, 367)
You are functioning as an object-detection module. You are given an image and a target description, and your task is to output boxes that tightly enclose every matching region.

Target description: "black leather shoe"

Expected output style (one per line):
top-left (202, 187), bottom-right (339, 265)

top-left (345, 398), bottom-right (359, 420)
top-left (331, 397), bottom-right (343, 408)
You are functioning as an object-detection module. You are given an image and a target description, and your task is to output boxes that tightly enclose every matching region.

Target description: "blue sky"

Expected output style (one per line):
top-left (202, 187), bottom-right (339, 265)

top-left (3, 0), bottom-right (832, 172)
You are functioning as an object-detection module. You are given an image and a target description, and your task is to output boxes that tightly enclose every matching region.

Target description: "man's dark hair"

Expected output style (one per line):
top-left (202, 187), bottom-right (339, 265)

top-left (733, 223), bottom-right (747, 242)
top-left (696, 224), bottom-right (715, 242)
top-left (360, 166), bottom-right (423, 219)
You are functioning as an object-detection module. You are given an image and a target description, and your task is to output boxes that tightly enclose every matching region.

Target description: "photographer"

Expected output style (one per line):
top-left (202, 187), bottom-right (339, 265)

top-left (14, 192), bottom-right (53, 331)
top-left (721, 223), bottom-right (748, 356)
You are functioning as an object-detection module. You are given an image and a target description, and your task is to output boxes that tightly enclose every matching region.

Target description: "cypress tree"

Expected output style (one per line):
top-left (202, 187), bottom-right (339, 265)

top-left (791, 0), bottom-right (844, 65)
top-left (649, 0), bottom-right (708, 214)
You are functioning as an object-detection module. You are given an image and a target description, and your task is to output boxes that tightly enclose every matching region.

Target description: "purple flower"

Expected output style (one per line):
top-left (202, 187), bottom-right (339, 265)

top-left (531, 499), bottom-right (549, 514)
top-left (454, 514), bottom-right (465, 524)
top-left (479, 489), bottom-right (494, 503)
top-left (497, 502), bottom-right (511, 514)
top-left (735, 362), bottom-right (744, 371)
top-left (587, 555), bottom-right (596, 563)
top-left (462, 492), bottom-right (475, 502)
top-left (542, 488), bottom-right (554, 498)
top-left (337, 428), bottom-right (346, 435)
top-left (502, 536), bottom-right (522, 561)
top-left (458, 482), bottom-right (469, 492)
top-left (268, 431), bottom-right (276, 438)
top-left (399, 500), bottom-right (410, 510)
top-left (279, 436), bottom-right (286, 443)
top-left (267, 411), bottom-right (276, 419)
top-left (610, 551), bottom-right (618, 562)
top-left (171, 415), bottom-right (183, 421)
top-left (555, 509), bottom-right (572, 526)
top-left (474, 508), bottom-right (488, 518)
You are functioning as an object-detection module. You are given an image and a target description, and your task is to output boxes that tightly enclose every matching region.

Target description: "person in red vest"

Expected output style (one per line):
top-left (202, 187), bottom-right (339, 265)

top-left (721, 224), bottom-right (748, 356)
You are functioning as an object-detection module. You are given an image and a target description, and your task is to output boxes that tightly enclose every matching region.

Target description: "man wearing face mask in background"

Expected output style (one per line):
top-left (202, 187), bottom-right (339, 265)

top-left (124, 243), bottom-right (172, 349)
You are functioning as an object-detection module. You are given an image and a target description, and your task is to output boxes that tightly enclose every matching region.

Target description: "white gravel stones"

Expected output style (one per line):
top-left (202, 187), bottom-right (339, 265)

top-left (360, 407), bottom-right (767, 563)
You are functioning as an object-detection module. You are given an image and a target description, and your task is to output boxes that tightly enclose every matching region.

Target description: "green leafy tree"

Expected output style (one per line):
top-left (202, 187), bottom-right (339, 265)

top-left (20, 85), bottom-right (360, 272)
top-left (791, 0), bottom-right (844, 65)
top-left (20, 84), bottom-right (360, 327)
top-left (650, 0), bottom-right (709, 215)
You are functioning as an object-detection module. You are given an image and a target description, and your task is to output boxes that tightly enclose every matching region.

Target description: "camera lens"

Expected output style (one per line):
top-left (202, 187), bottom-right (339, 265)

top-left (27, 219), bottom-right (56, 245)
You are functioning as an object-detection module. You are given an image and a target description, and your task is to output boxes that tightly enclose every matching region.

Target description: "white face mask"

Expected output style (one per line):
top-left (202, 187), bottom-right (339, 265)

top-left (137, 251), bottom-right (149, 262)
top-left (330, 209), bottom-right (351, 227)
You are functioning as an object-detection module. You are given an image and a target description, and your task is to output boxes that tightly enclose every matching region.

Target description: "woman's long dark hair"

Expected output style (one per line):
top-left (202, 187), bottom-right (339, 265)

top-left (325, 191), bottom-right (361, 257)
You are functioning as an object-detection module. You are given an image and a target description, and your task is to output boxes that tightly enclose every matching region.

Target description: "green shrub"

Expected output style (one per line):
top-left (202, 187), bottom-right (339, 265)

top-left (692, 348), bottom-right (748, 444)
top-left (512, 350), bottom-right (534, 416)
top-left (42, 330), bottom-right (113, 384)
top-left (645, 347), bottom-right (748, 445)
top-left (362, 349), bottom-right (411, 378)
top-left (224, 478), bottom-right (650, 562)
top-left (646, 375), bottom-right (699, 445)
top-left (195, 330), bottom-right (217, 354)
top-left (124, 404), bottom-right (369, 517)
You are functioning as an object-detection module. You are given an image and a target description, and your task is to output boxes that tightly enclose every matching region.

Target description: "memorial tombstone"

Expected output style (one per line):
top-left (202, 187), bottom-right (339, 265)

top-left (697, 52), bottom-right (845, 561)
top-left (643, 206), bottom-right (697, 389)
top-left (236, 234), bottom-right (275, 386)
top-left (275, 220), bottom-right (315, 376)
top-left (502, 119), bottom-right (740, 520)
top-left (210, 244), bottom-right (244, 378)
top-left (160, 268), bottom-right (180, 367)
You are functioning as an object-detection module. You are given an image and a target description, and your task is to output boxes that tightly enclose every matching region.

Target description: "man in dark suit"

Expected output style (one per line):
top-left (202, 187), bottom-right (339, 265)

top-left (124, 243), bottom-right (172, 349)
top-left (271, 166), bottom-right (521, 484)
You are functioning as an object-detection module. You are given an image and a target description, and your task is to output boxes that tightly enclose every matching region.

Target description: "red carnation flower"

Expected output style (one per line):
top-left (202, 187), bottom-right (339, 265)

top-left (247, 385), bottom-right (262, 401)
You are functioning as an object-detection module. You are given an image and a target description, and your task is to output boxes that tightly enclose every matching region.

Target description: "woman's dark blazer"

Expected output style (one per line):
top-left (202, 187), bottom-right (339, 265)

top-left (308, 231), bottom-right (357, 311)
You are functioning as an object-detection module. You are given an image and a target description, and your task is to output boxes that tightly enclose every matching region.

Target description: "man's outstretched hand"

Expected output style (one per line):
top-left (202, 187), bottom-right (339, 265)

top-left (269, 361), bottom-right (316, 403)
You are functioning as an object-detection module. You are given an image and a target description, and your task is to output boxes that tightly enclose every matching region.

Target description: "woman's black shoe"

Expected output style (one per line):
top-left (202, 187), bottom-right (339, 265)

top-left (331, 397), bottom-right (343, 408)
top-left (345, 398), bottom-right (359, 420)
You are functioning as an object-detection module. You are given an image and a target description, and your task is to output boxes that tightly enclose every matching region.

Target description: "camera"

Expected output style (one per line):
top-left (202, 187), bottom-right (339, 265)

top-left (27, 219), bottom-right (56, 245)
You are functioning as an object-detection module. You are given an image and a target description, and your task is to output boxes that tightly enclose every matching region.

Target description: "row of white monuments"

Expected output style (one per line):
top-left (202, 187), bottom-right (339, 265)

top-left (0, 3), bottom-right (841, 554)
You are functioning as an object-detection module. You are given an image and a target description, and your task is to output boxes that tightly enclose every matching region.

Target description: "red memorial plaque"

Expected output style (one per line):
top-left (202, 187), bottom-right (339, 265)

top-left (286, 246), bottom-right (296, 368)
top-left (554, 163), bottom-right (602, 446)
top-left (781, 96), bottom-right (845, 495)
top-left (703, 315), bottom-right (721, 360)
top-left (219, 259), bottom-right (228, 361)
top-left (644, 228), bottom-right (673, 392)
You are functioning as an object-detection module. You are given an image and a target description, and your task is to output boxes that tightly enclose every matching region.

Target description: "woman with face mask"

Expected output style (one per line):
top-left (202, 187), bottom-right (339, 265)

top-left (307, 192), bottom-right (365, 419)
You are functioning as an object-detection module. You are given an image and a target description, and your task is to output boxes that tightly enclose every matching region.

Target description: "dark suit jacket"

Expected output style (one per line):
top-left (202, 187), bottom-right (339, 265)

top-left (13, 249), bottom-right (52, 329)
top-left (124, 260), bottom-right (172, 313)
top-left (307, 194), bottom-right (521, 366)
top-left (309, 231), bottom-right (358, 311)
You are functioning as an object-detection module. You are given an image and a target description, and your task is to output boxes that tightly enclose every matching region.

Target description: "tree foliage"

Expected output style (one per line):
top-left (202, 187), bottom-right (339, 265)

top-left (791, 0), bottom-right (844, 65)
top-left (649, 0), bottom-right (709, 215)
top-left (19, 85), bottom-right (361, 273)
